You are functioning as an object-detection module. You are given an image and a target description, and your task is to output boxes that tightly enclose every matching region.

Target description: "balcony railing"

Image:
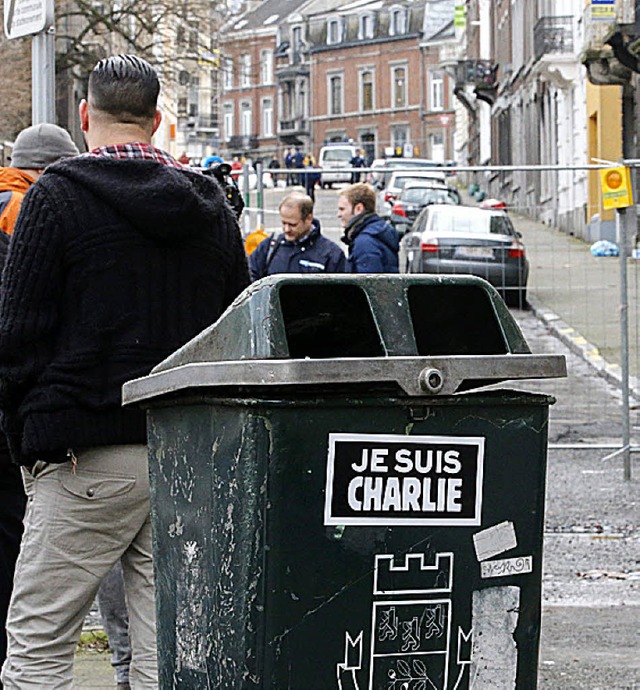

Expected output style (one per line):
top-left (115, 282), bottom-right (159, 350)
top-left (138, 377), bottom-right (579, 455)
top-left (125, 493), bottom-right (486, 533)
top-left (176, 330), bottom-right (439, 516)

top-left (534, 16), bottom-right (574, 61)
top-left (196, 115), bottom-right (219, 130)
top-left (279, 118), bottom-right (309, 133)
top-left (454, 59), bottom-right (497, 88)
top-left (228, 134), bottom-right (260, 150)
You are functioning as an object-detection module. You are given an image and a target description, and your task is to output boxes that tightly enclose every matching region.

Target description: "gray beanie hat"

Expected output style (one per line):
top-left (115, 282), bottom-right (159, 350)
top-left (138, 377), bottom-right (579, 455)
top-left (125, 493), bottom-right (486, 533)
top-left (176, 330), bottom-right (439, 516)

top-left (11, 123), bottom-right (80, 169)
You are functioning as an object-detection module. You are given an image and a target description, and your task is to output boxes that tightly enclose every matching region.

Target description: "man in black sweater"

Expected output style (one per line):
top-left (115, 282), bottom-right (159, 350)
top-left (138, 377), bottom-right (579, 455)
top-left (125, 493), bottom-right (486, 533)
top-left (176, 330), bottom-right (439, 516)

top-left (0, 55), bottom-right (249, 688)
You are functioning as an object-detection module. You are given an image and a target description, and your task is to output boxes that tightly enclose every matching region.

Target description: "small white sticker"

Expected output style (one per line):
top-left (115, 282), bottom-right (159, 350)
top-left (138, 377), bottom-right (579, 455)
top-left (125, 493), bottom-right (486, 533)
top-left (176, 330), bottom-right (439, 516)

top-left (481, 556), bottom-right (533, 579)
top-left (473, 521), bottom-right (517, 561)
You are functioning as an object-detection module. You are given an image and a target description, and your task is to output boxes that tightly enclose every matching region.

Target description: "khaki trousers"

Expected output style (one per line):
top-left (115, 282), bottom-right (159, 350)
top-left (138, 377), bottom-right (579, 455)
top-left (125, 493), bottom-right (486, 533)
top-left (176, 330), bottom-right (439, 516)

top-left (1, 445), bottom-right (158, 689)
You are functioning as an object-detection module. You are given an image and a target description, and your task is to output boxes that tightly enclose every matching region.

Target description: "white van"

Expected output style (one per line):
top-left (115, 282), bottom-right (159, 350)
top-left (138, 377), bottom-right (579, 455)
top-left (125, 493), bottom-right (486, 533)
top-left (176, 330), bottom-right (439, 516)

top-left (317, 144), bottom-right (359, 187)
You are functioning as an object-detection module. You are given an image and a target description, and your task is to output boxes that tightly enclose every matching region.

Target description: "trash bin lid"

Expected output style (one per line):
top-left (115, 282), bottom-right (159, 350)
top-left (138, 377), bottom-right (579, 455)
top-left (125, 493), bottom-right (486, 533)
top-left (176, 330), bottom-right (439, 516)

top-left (123, 275), bottom-right (566, 404)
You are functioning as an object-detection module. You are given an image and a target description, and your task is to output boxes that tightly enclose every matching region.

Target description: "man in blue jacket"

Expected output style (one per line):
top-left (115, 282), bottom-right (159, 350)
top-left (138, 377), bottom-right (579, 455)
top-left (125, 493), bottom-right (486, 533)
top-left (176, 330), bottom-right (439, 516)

top-left (337, 183), bottom-right (399, 273)
top-left (250, 191), bottom-right (347, 280)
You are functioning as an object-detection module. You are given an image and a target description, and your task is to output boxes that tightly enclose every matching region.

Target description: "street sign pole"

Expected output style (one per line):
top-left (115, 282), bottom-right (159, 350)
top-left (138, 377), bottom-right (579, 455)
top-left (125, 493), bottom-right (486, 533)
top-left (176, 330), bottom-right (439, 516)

top-left (32, 14), bottom-right (56, 124)
top-left (617, 207), bottom-right (632, 481)
top-left (599, 166), bottom-right (633, 480)
top-left (4, 0), bottom-right (56, 124)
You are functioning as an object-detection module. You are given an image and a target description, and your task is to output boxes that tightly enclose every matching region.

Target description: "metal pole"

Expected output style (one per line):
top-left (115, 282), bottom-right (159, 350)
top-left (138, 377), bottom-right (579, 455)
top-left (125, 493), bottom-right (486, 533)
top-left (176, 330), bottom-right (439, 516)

top-left (31, 21), bottom-right (56, 124)
top-left (256, 162), bottom-right (264, 231)
top-left (242, 163), bottom-right (251, 236)
top-left (617, 208), bottom-right (632, 480)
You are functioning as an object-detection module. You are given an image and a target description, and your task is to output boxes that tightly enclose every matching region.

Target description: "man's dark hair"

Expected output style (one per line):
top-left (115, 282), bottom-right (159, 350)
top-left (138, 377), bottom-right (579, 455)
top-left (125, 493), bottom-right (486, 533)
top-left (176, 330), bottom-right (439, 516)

top-left (88, 54), bottom-right (160, 122)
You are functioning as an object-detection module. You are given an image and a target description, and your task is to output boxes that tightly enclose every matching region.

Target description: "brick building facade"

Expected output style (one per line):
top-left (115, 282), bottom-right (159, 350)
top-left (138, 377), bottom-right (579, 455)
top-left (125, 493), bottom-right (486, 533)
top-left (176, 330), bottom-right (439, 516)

top-left (220, 0), bottom-right (456, 164)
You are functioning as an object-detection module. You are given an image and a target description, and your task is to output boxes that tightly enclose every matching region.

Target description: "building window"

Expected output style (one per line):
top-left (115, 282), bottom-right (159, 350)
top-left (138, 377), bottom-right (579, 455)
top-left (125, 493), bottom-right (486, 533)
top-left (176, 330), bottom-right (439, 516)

top-left (280, 82), bottom-right (292, 120)
top-left (429, 70), bottom-right (444, 111)
top-left (176, 25), bottom-right (186, 50)
top-left (389, 6), bottom-right (407, 36)
top-left (292, 25), bottom-right (304, 63)
top-left (240, 54), bottom-right (251, 87)
top-left (223, 57), bottom-right (233, 90)
top-left (240, 101), bottom-right (252, 136)
top-left (360, 70), bottom-right (374, 111)
top-left (429, 132), bottom-right (444, 162)
top-left (361, 132), bottom-right (376, 163)
top-left (188, 25), bottom-right (198, 53)
top-left (327, 18), bottom-right (343, 45)
top-left (299, 80), bottom-right (308, 119)
top-left (392, 65), bottom-right (407, 108)
top-left (260, 50), bottom-right (273, 84)
top-left (261, 98), bottom-right (273, 137)
top-left (391, 125), bottom-right (409, 152)
top-left (358, 12), bottom-right (375, 39)
top-left (329, 74), bottom-right (343, 115)
top-left (223, 103), bottom-right (234, 141)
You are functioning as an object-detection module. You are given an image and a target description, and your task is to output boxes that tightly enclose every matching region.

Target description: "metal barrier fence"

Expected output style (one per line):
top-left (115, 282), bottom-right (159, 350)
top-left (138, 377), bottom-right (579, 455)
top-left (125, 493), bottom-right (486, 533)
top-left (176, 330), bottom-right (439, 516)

top-left (237, 161), bottom-right (639, 479)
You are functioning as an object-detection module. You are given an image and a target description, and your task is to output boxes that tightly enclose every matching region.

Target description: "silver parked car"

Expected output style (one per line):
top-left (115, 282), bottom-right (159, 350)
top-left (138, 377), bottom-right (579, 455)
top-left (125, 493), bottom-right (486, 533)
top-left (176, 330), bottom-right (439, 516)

top-left (402, 204), bottom-right (529, 307)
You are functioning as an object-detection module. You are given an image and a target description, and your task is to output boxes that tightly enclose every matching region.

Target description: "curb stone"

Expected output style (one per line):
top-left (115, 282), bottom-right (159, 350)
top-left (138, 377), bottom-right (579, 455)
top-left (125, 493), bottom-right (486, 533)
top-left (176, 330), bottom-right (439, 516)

top-left (527, 297), bottom-right (640, 402)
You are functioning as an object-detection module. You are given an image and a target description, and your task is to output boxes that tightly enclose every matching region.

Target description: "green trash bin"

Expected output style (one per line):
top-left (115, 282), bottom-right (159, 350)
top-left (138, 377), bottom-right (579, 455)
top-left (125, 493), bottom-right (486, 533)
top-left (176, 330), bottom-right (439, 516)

top-left (123, 274), bottom-right (566, 689)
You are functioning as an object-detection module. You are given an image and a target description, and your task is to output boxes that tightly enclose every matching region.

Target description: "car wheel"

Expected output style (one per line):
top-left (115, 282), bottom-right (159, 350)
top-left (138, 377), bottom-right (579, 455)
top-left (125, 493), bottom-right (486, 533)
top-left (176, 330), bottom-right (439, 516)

top-left (505, 287), bottom-right (528, 309)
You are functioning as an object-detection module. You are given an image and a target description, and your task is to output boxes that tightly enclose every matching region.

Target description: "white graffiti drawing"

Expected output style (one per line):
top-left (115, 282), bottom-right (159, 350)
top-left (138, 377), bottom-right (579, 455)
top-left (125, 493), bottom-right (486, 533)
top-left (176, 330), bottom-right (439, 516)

top-left (337, 631), bottom-right (363, 690)
top-left (370, 599), bottom-right (451, 690)
top-left (374, 552), bottom-right (454, 595)
top-left (379, 607), bottom-right (399, 641)
top-left (401, 617), bottom-right (421, 652)
top-left (452, 627), bottom-right (472, 690)
top-left (386, 658), bottom-right (439, 690)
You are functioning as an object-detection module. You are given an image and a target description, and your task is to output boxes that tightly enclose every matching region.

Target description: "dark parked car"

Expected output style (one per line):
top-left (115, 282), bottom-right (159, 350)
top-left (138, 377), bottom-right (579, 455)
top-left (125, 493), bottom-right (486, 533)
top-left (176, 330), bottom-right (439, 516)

top-left (402, 204), bottom-right (529, 307)
top-left (390, 184), bottom-right (460, 235)
top-left (371, 157), bottom-right (457, 190)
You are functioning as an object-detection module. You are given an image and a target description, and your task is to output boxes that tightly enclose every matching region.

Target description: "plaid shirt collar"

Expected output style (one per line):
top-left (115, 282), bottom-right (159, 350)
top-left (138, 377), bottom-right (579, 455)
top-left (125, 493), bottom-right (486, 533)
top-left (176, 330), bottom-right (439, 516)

top-left (83, 142), bottom-right (189, 170)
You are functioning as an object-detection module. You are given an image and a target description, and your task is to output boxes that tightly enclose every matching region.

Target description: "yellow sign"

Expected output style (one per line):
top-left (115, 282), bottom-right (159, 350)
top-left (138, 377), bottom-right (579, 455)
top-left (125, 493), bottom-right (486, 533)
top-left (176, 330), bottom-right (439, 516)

top-left (454, 5), bottom-right (466, 27)
top-left (600, 166), bottom-right (633, 210)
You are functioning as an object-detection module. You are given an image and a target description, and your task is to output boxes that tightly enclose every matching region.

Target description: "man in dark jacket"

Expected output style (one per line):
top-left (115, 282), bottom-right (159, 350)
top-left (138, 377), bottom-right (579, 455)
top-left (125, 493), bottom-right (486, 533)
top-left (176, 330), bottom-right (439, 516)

top-left (0, 54), bottom-right (249, 688)
top-left (349, 149), bottom-right (366, 183)
top-left (250, 191), bottom-right (347, 280)
top-left (337, 182), bottom-right (399, 273)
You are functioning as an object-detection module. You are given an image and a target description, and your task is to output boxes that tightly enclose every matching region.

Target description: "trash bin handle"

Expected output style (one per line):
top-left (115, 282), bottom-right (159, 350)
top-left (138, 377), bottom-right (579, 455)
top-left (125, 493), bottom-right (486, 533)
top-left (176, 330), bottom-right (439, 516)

top-left (122, 354), bottom-right (566, 404)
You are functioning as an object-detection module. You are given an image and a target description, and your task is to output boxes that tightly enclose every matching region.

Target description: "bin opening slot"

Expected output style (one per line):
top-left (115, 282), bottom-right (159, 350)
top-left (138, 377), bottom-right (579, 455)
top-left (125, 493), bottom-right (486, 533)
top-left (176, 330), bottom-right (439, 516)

top-left (279, 284), bottom-right (384, 358)
top-left (408, 284), bottom-right (508, 355)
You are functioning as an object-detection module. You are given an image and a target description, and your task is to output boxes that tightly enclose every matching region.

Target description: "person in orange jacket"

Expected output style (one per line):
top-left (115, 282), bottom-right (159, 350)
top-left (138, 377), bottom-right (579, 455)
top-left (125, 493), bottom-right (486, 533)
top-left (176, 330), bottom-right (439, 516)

top-left (0, 124), bottom-right (79, 239)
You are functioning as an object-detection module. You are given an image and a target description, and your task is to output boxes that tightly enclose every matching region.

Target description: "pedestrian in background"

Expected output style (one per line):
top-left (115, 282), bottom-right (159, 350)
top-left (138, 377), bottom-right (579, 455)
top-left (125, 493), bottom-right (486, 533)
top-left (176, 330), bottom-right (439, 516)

top-left (292, 146), bottom-right (305, 185)
top-left (349, 148), bottom-right (366, 183)
top-left (337, 182), bottom-right (399, 273)
top-left (0, 125), bottom-right (79, 236)
top-left (267, 154), bottom-right (280, 185)
top-left (0, 123), bottom-right (79, 684)
top-left (250, 191), bottom-right (346, 280)
top-left (284, 147), bottom-right (294, 185)
top-left (0, 54), bottom-right (249, 688)
top-left (303, 151), bottom-right (320, 201)
top-left (230, 154), bottom-right (242, 181)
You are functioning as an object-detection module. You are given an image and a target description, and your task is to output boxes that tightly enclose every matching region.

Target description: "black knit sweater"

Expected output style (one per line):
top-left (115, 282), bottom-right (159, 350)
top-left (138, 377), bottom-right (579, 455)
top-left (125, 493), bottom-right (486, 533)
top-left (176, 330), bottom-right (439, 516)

top-left (0, 156), bottom-right (249, 465)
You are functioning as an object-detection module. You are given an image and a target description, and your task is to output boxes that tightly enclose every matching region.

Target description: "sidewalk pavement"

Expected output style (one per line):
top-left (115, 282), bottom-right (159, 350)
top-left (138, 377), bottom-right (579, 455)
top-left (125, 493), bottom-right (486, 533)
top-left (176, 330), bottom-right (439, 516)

top-left (513, 209), bottom-right (640, 391)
